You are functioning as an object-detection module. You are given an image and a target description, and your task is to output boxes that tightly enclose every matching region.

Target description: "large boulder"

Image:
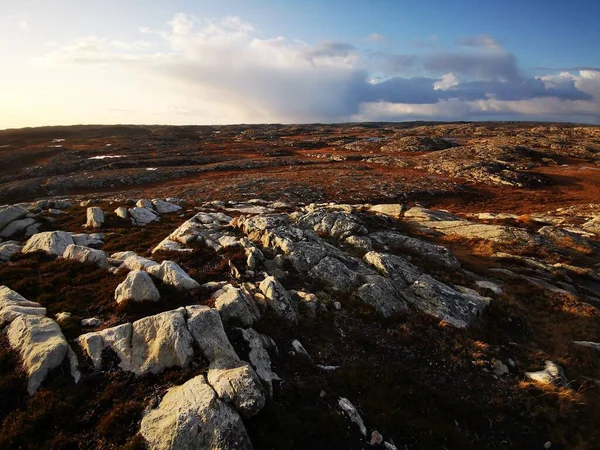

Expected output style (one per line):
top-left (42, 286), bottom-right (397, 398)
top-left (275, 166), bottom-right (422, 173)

top-left (84, 207), bottom-right (104, 229)
top-left (147, 261), bottom-right (200, 290)
top-left (6, 315), bottom-right (74, 395)
top-left (63, 244), bottom-right (109, 268)
top-left (22, 231), bottom-right (75, 257)
top-left (115, 270), bottom-right (160, 304)
top-left (0, 218), bottom-right (37, 239)
top-left (258, 276), bottom-right (299, 324)
top-left (186, 305), bottom-right (266, 418)
top-left (140, 374), bottom-right (253, 450)
top-left (0, 205), bottom-right (28, 231)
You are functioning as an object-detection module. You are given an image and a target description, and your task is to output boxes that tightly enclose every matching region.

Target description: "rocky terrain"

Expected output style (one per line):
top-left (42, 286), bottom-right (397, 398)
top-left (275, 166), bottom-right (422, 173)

top-left (0, 122), bottom-right (599, 450)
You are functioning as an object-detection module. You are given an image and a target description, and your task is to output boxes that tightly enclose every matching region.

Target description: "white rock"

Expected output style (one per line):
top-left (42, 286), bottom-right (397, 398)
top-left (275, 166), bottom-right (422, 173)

top-left (215, 285), bottom-right (260, 327)
top-left (338, 397), bottom-right (367, 437)
top-left (239, 328), bottom-right (278, 397)
top-left (0, 217), bottom-right (37, 238)
top-left (151, 199), bottom-right (182, 214)
top-left (81, 317), bottom-right (102, 327)
top-left (121, 254), bottom-right (158, 271)
top-left (140, 374), bottom-right (253, 450)
top-left (129, 207), bottom-right (158, 226)
top-left (0, 285), bottom-right (46, 324)
top-left (369, 204), bottom-right (403, 217)
top-left (115, 270), bottom-right (160, 304)
top-left (136, 199), bottom-right (155, 210)
top-left (130, 308), bottom-right (194, 375)
top-left (525, 360), bottom-right (568, 386)
top-left (0, 240), bottom-right (23, 262)
top-left (22, 231), bottom-right (74, 257)
top-left (110, 251), bottom-right (137, 261)
top-left (63, 244), bottom-right (108, 268)
top-left (186, 305), bottom-right (266, 417)
top-left (291, 339), bottom-right (311, 359)
top-left (6, 315), bottom-right (75, 395)
top-left (85, 207), bottom-right (104, 228)
top-left (147, 260), bottom-right (200, 290)
top-left (55, 312), bottom-right (72, 322)
top-left (258, 276), bottom-right (299, 324)
top-left (114, 206), bottom-right (128, 219)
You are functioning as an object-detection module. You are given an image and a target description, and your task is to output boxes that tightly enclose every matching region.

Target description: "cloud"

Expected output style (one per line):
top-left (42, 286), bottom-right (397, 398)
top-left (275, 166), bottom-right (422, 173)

top-left (34, 14), bottom-right (600, 124)
top-left (367, 33), bottom-right (384, 42)
top-left (304, 41), bottom-right (357, 62)
top-left (457, 35), bottom-right (502, 51)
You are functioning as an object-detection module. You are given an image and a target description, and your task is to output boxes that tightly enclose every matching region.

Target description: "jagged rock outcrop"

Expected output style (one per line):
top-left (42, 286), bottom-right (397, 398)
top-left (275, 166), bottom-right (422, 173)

top-left (238, 328), bottom-right (278, 397)
top-left (258, 276), bottom-right (299, 324)
top-left (186, 305), bottom-right (266, 418)
top-left (79, 309), bottom-right (194, 375)
top-left (140, 374), bottom-right (254, 450)
top-left (214, 284), bottom-right (261, 327)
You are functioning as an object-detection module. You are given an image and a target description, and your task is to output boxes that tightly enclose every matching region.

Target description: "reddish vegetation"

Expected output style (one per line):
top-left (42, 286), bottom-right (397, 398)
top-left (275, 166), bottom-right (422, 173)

top-left (0, 122), bottom-right (599, 449)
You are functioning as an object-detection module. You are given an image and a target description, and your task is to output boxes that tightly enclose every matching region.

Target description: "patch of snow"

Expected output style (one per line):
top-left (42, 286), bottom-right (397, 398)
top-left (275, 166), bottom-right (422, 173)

top-left (146, 167), bottom-right (157, 171)
top-left (48, 145), bottom-right (63, 148)
top-left (88, 155), bottom-right (126, 160)
top-left (51, 139), bottom-right (65, 143)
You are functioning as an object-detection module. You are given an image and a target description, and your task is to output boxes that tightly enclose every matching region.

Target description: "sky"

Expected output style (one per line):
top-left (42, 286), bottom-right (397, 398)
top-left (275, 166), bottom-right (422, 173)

top-left (1, 0), bottom-right (600, 128)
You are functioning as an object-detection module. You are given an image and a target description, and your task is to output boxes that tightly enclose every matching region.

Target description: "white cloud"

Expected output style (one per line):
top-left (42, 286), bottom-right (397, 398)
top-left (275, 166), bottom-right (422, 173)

top-left (20, 14), bottom-right (600, 125)
top-left (434, 73), bottom-right (459, 91)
